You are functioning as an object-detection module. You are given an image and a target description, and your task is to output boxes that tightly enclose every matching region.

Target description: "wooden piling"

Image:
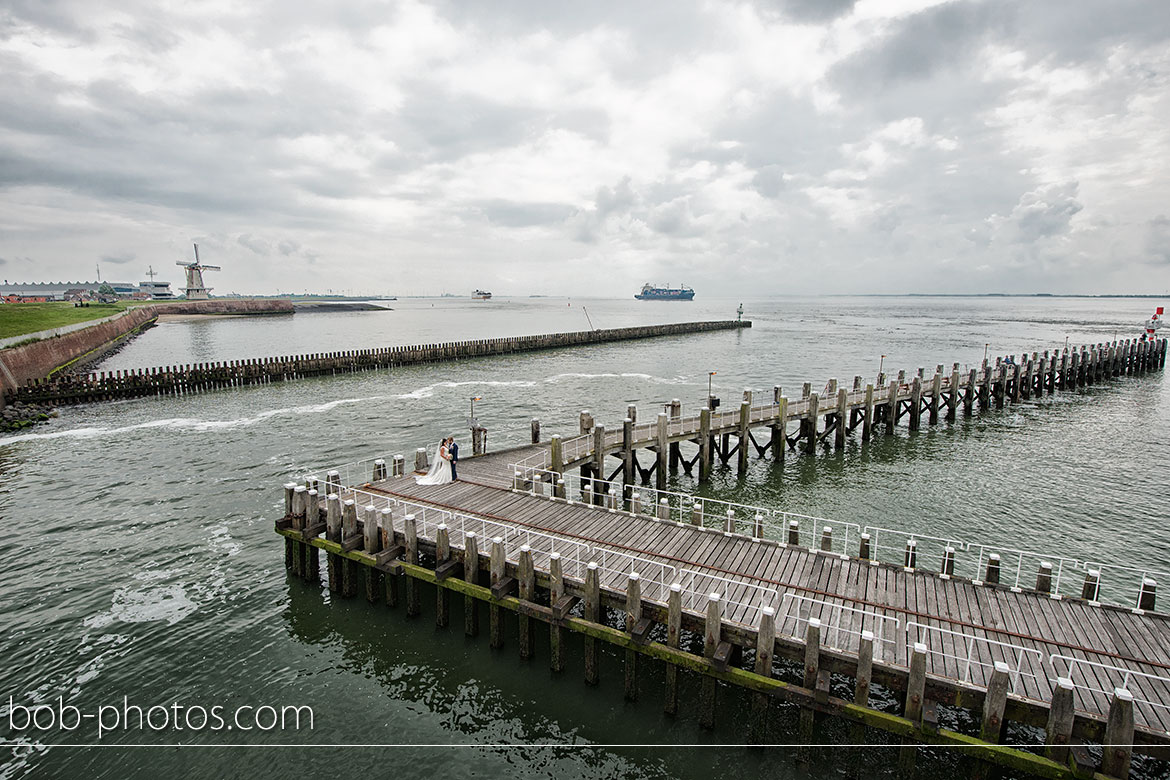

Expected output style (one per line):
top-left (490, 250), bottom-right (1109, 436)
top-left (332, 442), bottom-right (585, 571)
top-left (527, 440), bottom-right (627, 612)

top-left (463, 532), bottom-right (479, 636)
top-left (835, 388), bottom-right (848, 449)
top-left (1102, 688), bottom-right (1135, 779)
top-left (658, 412), bottom-right (670, 488)
top-left (435, 524), bottom-right (451, 628)
top-left (738, 402), bottom-right (751, 470)
top-left (805, 392), bottom-right (819, 453)
top-left (549, 553), bottom-right (564, 672)
top-left (699, 407), bottom-right (712, 482)
top-left (863, 384), bottom-right (874, 440)
top-left (750, 605), bottom-right (776, 743)
top-left (517, 545), bottom-right (535, 659)
top-left (404, 513), bottom-right (420, 616)
top-left (490, 536), bottom-right (505, 648)
top-left (700, 593), bottom-right (722, 729)
top-left (981, 661), bottom-right (1010, 742)
top-left (624, 573), bottom-right (642, 700)
top-left (664, 583), bottom-right (682, 716)
top-left (1044, 676), bottom-right (1075, 763)
top-left (584, 562), bottom-right (600, 685)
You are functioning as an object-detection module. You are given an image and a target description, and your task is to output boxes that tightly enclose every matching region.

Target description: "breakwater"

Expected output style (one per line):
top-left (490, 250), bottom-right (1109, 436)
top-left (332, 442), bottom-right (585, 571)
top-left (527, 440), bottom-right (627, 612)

top-left (0, 299), bottom-right (293, 401)
top-left (3, 320), bottom-right (750, 405)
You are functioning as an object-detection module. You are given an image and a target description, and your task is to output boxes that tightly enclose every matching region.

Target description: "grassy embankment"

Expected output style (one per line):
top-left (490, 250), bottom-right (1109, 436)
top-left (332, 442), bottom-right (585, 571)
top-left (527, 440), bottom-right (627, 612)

top-left (0, 301), bottom-right (154, 341)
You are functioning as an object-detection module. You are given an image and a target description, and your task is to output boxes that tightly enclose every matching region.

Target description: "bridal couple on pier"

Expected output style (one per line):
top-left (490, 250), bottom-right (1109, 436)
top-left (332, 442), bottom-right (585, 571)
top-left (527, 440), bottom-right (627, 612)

top-left (415, 436), bottom-right (459, 485)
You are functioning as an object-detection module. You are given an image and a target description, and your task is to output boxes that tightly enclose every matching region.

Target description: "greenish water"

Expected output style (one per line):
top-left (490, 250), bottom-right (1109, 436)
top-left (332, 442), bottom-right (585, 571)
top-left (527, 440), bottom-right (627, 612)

top-left (1, 296), bottom-right (1166, 779)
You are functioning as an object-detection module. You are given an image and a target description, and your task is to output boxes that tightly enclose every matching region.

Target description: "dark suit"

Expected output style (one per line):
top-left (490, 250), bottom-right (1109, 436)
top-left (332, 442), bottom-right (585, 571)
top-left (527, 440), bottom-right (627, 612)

top-left (449, 441), bottom-right (459, 480)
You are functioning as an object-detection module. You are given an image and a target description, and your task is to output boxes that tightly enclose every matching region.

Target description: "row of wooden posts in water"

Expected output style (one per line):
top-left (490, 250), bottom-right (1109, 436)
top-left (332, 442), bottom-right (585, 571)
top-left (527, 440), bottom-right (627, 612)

top-left (5, 320), bottom-right (749, 405)
top-left (276, 479), bottom-right (1153, 780)
top-left (534, 337), bottom-right (1168, 490)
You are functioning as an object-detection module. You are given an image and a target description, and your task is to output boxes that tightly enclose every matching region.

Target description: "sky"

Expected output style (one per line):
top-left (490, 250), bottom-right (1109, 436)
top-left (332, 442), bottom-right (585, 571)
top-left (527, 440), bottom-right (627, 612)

top-left (1, 0), bottom-right (1169, 297)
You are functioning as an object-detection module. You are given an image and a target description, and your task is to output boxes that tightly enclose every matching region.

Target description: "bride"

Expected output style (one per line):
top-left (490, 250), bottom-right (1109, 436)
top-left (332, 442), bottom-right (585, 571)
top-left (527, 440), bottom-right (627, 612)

top-left (415, 438), bottom-right (453, 485)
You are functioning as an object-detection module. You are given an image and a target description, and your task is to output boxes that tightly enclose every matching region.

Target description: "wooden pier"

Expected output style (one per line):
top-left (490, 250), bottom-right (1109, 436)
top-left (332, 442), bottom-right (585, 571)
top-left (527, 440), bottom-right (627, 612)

top-left (3, 320), bottom-right (749, 406)
top-left (276, 335), bottom-right (1168, 779)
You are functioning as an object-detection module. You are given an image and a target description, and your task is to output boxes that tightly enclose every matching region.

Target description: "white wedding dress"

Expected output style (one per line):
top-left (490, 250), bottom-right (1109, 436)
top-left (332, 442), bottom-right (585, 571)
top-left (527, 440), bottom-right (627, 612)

top-left (415, 444), bottom-right (453, 485)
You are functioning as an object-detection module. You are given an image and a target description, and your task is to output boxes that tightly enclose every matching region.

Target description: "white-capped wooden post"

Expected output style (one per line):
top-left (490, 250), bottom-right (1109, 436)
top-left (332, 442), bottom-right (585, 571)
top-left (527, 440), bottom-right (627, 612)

top-left (1045, 676), bottom-right (1075, 762)
top-left (657, 412), bottom-right (670, 489)
top-left (414, 447), bottom-right (428, 472)
top-left (584, 562), bottom-right (600, 685)
top-left (549, 552), bottom-right (564, 672)
top-left (624, 573), bottom-right (642, 701)
top-left (517, 545), bottom-right (535, 659)
top-left (435, 524), bottom-right (450, 627)
top-left (981, 661), bottom-right (1010, 743)
top-left (404, 513), bottom-right (420, 616)
top-left (489, 536), bottom-right (505, 648)
top-left (699, 593), bottom-right (722, 729)
top-left (664, 583), bottom-right (682, 716)
top-left (750, 605), bottom-right (776, 743)
top-left (464, 532), bottom-right (479, 636)
top-left (1102, 688), bottom-right (1135, 779)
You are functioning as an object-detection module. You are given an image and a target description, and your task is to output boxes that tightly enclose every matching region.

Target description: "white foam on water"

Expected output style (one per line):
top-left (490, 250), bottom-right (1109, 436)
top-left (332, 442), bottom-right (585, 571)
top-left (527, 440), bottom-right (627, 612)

top-left (542, 372), bottom-right (693, 385)
top-left (395, 379), bottom-right (537, 400)
top-left (0, 396), bottom-right (378, 445)
top-left (84, 575), bottom-right (198, 629)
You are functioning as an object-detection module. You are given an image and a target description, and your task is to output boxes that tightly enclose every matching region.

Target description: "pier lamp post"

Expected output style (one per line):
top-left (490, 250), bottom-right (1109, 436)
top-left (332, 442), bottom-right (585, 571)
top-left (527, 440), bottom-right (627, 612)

top-left (984, 343), bottom-right (990, 362)
top-left (879, 354), bottom-right (885, 377)
top-left (470, 396), bottom-right (481, 420)
top-left (708, 371), bottom-right (716, 398)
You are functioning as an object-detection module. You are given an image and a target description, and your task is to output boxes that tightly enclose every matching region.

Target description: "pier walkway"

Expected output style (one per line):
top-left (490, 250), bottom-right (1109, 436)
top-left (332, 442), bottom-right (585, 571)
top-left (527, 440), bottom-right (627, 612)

top-left (277, 335), bottom-right (1170, 779)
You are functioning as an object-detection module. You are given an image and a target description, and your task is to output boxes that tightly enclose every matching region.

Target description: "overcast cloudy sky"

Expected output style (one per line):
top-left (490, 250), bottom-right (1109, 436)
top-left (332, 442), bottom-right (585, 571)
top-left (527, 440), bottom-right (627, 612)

top-left (1, 0), bottom-right (1168, 296)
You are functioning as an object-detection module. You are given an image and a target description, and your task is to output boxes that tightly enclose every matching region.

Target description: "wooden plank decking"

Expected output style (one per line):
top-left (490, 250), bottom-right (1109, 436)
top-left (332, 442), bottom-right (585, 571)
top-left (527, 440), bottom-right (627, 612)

top-left (335, 447), bottom-right (1170, 739)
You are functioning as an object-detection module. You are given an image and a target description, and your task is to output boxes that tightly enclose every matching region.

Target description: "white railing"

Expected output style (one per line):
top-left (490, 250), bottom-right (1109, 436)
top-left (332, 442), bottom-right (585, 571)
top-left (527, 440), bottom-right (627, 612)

top-left (906, 621), bottom-right (1045, 698)
top-left (334, 483), bottom-right (776, 627)
top-left (779, 593), bottom-right (900, 659)
top-left (1049, 654), bottom-right (1170, 722)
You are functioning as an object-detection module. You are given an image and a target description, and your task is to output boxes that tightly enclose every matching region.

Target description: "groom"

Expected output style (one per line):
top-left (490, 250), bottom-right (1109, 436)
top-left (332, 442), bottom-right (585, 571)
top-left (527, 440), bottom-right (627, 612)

top-left (447, 436), bottom-right (459, 481)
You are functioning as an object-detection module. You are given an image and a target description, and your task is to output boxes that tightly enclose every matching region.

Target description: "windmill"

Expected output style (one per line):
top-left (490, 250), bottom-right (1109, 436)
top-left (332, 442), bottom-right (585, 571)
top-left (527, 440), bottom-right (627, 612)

top-left (176, 243), bottom-right (220, 300)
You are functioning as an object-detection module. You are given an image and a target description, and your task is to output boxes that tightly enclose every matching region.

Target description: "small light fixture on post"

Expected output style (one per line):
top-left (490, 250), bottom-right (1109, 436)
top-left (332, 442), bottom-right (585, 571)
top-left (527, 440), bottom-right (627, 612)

top-left (708, 371), bottom-right (717, 398)
top-left (879, 354), bottom-right (885, 376)
top-left (984, 343), bottom-right (990, 362)
top-left (470, 396), bottom-right (481, 420)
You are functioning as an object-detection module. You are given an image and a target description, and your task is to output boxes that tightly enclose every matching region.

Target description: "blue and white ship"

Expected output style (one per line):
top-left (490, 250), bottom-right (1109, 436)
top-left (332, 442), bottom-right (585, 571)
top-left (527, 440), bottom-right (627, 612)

top-left (634, 283), bottom-right (695, 301)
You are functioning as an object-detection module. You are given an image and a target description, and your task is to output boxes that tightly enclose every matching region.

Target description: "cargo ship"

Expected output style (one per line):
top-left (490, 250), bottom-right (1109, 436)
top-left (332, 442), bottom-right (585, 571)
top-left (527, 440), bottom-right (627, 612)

top-left (472, 289), bottom-right (492, 300)
top-left (634, 283), bottom-right (695, 301)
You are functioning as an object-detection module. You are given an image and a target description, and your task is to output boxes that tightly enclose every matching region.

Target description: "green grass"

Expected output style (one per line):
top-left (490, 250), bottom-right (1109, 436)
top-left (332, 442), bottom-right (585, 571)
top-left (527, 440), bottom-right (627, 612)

top-left (0, 301), bottom-right (136, 340)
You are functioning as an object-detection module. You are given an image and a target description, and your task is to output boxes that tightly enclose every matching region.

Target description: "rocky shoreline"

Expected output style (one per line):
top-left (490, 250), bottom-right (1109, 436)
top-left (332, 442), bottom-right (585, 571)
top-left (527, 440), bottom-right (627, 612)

top-left (1, 401), bottom-right (58, 433)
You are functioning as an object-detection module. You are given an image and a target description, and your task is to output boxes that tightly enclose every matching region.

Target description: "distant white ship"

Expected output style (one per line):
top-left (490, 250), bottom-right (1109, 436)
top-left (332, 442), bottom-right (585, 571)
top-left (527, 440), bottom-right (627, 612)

top-left (473, 289), bottom-right (492, 300)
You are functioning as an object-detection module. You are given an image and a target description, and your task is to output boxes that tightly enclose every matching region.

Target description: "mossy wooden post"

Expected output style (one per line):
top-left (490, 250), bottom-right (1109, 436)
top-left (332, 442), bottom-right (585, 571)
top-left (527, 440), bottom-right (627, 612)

top-left (404, 513), bottom-right (420, 616)
top-left (908, 376), bottom-right (922, 431)
top-left (592, 424), bottom-right (606, 503)
top-left (699, 407), bottom-right (712, 482)
top-left (657, 412), bottom-right (670, 488)
top-left (363, 503), bottom-right (382, 602)
top-left (463, 532), bottom-right (480, 636)
top-left (981, 661), bottom-right (1010, 743)
top-left (948, 368), bottom-right (960, 420)
top-left (699, 593), bottom-right (722, 729)
top-left (341, 499), bottom-right (358, 598)
top-left (584, 562), bottom-right (600, 685)
top-left (899, 641), bottom-right (928, 773)
top-left (835, 388), bottom-right (848, 449)
top-left (1045, 676), bottom-right (1075, 763)
top-left (517, 545), bottom-right (535, 659)
top-left (851, 629), bottom-right (875, 744)
top-left (290, 485), bottom-right (307, 577)
top-left (964, 369), bottom-right (977, 414)
top-left (750, 606), bottom-right (776, 743)
top-left (530, 418), bottom-right (540, 443)
top-left (664, 583), bottom-right (682, 715)
top-left (283, 483), bottom-right (298, 570)
top-left (1102, 688), bottom-right (1135, 779)
top-left (549, 553), bottom-right (564, 672)
top-left (303, 489), bottom-right (320, 581)
top-left (624, 573), bottom-right (642, 700)
top-left (734, 402), bottom-right (749, 471)
top-left (928, 371), bottom-right (942, 423)
top-left (435, 524), bottom-right (451, 628)
top-left (622, 417), bottom-right (634, 484)
top-left (550, 435), bottom-right (563, 480)
top-left (379, 507), bottom-right (399, 607)
top-left (325, 493), bottom-right (342, 591)
top-left (885, 380), bottom-right (898, 433)
top-left (490, 536), bottom-right (506, 648)
top-left (805, 392), bottom-right (819, 453)
top-left (862, 384), bottom-right (874, 441)
top-left (668, 399), bottom-right (682, 470)
top-left (772, 396), bottom-right (787, 463)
